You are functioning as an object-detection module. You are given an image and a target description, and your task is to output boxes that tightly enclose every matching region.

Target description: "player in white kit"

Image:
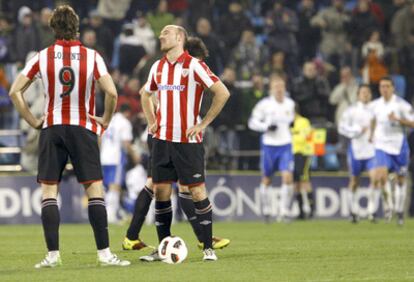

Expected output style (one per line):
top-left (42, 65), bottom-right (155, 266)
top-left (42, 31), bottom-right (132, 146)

top-left (100, 104), bottom-right (138, 223)
top-left (369, 77), bottom-right (414, 225)
top-left (338, 84), bottom-right (375, 223)
top-left (248, 75), bottom-right (295, 222)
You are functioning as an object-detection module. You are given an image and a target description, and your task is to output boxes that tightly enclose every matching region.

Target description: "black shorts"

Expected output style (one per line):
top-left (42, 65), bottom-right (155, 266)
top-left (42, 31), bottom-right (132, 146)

top-left (37, 125), bottom-right (103, 184)
top-left (293, 153), bottom-right (311, 182)
top-left (151, 138), bottom-right (205, 186)
top-left (147, 134), bottom-right (153, 178)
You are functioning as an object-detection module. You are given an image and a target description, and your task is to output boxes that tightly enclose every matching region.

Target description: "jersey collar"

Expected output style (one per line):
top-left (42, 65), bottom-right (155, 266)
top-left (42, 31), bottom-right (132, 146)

top-left (164, 51), bottom-right (191, 65)
top-left (55, 40), bottom-right (82, 47)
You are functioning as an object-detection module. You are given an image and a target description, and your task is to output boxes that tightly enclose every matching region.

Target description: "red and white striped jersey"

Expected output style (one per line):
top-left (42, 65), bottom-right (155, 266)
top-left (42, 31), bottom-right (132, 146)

top-left (21, 40), bottom-right (108, 135)
top-left (144, 51), bottom-right (219, 143)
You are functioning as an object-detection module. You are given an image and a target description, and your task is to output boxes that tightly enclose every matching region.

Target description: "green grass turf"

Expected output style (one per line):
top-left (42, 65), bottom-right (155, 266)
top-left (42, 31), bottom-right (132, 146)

top-left (1, 220), bottom-right (414, 282)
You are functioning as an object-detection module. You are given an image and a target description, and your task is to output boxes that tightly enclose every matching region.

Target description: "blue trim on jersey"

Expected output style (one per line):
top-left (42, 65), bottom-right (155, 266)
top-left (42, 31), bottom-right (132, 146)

top-left (374, 138), bottom-right (409, 175)
top-left (347, 145), bottom-right (375, 176)
top-left (102, 152), bottom-right (127, 188)
top-left (261, 143), bottom-right (293, 177)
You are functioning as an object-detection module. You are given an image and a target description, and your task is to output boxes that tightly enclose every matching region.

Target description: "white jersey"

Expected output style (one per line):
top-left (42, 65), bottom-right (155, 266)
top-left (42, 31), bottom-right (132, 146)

top-left (371, 94), bottom-right (414, 155)
top-left (248, 95), bottom-right (295, 146)
top-left (338, 101), bottom-right (375, 160)
top-left (100, 113), bottom-right (133, 165)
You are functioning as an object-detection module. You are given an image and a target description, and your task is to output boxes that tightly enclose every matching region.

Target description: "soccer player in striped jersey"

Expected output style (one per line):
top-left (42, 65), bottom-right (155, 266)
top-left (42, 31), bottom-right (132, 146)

top-left (8, 5), bottom-right (129, 268)
top-left (248, 75), bottom-right (295, 223)
top-left (338, 84), bottom-right (376, 223)
top-left (123, 37), bottom-right (230, 253)
top-left (369, 77), bottom-right (414, 225)
top-left (140, 25), bottom-right (230, 261)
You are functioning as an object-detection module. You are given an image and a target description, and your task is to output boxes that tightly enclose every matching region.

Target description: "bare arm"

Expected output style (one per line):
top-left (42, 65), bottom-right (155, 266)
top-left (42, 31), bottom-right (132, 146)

top-left (140, 87), bottom-right (157, 134)
top-left (90, 74), bottom-right (117, 128)
top-left (9, 74), bottom-right (43, 129)
top-left (122, 140), bottom-right (140, 164)
top-left (186, 81), bottom-right (230, 139)
top-left (369, 118), bottom-right (376, 143)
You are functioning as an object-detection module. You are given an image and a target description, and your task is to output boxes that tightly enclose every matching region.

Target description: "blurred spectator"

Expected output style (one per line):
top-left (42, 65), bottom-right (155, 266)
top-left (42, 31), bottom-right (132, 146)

top-left (349, 0), bottom-right (381, 50)
top-left (195, 17), bottom-right (223, 74)
top-left (213, 67), bottom-right (242, 170)
top-left (311, 0), bottom-right (350, 68)
top-left (363, 0), bottom-right (385, 26)
top-left (0, 14), bottom-right (15, 63)
top-left (379, 0), bottom-right (406, 38)
top-left (361, 30), bottom-right (388, 95)
top-left (147, 0), bottom-right (175, 37)
top-left (292, 61), bottom-right (331, 122)
top-left (329, 66), bottom-right (359, 125)
top-left (391, 2), bottom-right (414, 49)
top-left (97, 0), bottom-right (132, 37)
top-left (118, 23), bottom-right (147, 75)
top-left (20, 51), bottom-right (44, 172)
top-left (361, 30), bottom-right (384, 59)
top-left (241, 74), bottom-right (266, 125)
top-left (262, 51), bottom-right (288, 78)
top-left (229, 29), bottom-right (267, 81)
top-left (217, 1), bottom-right (252, 60)
top-left (297, 0), bottom-right (320, 64)
top-left (132, 11), bottom-right (156, 55)
top-left (186, 0), bottom-right (214, 32)
top-left (81, 29), bottom-right (105, 55)
top-left (118, 77), bottom-right (142, 113)
top-left (264, 0), bottom-right (299, 76)
top-left (83, 10), bottom-right (114, 64)
top-left (14, 6), bottom-right (40, 65)
top-left (36, 7), bottom-right (54, 49)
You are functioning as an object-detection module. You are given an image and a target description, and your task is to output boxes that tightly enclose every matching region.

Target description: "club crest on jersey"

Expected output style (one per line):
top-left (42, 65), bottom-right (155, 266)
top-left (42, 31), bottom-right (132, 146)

top-left (182, 69), bottom-right (189, 77)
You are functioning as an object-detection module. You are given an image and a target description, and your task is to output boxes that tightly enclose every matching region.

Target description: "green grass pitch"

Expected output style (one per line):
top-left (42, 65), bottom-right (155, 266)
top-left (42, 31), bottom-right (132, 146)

top-left (1, 220), bottom-right (414, 281)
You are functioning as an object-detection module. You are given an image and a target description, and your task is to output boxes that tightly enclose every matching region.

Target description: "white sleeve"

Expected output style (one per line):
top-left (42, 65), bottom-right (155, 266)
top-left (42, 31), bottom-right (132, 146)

top-left (338, 108), bottom-right (363, 139)
top-left (94, 52), bottom-right (108, 79)
top-left (248, 100), bottom-right (269, 133)
top-left (401, 100), bottom-right (414, 122)
top-left (193, 60), bottom-right (219, 89)
top-left (144, 61), bottom-right (159, 93)
top-left (21, 53), bottom-right (40, 79)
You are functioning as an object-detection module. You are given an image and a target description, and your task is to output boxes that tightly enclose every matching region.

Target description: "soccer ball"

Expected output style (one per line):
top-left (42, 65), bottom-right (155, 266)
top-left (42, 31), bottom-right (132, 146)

top-left (158, 236), bottom-right (188, 264)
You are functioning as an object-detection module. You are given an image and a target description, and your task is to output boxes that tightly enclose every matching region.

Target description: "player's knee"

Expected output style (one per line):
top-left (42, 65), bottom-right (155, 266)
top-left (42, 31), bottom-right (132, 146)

top-left (154, 185), bottom-right (172, 201)
top-left (84, 181), bottom-right (104, 198)
top-left (41, 184), bottom-right (58, 199)
top-left (178, 185), bottom-right (189, 193)
top-left (189, 185), bottom-right (207, 201)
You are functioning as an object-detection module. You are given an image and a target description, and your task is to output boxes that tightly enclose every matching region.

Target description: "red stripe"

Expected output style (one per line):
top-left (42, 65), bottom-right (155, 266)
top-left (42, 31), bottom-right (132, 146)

top-left (165, 63), bottom-right (174, 141)
top-left (90, 77), bottom-right (97, 133)
top-left (179, 58), bottom-right (191, 142)
top-left (27, 57), bottom-right (39, 79)
top-left (78, 47), bottom-right (87, 127)
top-left (46, 46), bottom-right (55, 126)
top-left (61, 46), bottom-right (71, 124)
top-left (155, 59), bottom-right (166, 139)
top-left (193, 74), bottom-right (204, 143)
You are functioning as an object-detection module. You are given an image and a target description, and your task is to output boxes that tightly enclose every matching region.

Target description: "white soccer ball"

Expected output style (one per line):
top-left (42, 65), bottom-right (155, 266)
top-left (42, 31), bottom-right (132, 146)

top-left (158, 236), bottom-right (188, 264)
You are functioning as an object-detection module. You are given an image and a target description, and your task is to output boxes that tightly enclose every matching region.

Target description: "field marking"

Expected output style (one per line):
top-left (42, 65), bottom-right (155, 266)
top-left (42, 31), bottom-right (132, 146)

top-left (306, 276), bottom-right (414, 282)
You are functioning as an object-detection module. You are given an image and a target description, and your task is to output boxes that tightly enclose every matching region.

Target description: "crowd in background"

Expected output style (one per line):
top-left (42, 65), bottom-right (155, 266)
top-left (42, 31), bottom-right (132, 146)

top-left (1, 0), bottom-right (414, 171)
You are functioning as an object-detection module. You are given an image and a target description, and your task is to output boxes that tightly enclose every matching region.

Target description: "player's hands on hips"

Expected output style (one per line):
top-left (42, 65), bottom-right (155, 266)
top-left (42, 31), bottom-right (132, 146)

top-left (88, 114), bottom-right (109, 129)
top-left (32, 116), bottom-right (44, 129)
top-left (149, 122), bottom-right (158, 134)
top-left (186, 124), bottom-right (205, 141)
